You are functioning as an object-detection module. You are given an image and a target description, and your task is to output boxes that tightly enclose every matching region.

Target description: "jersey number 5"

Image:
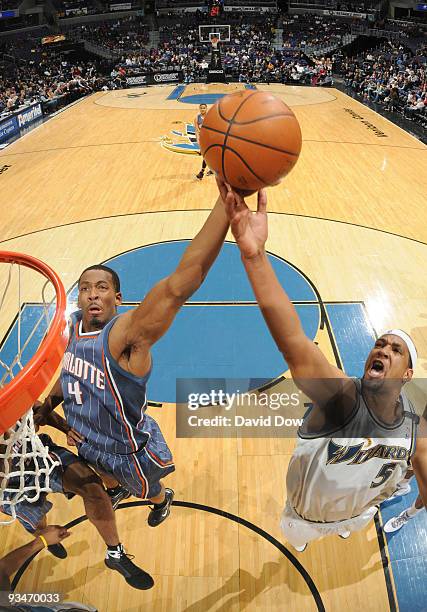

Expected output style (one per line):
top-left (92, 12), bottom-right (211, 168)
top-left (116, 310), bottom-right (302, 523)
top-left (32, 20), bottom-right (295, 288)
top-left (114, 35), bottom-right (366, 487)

top-left (370, 462), bottom-right (397, 488)
top-left (68, 381), bottom-right (83, 405)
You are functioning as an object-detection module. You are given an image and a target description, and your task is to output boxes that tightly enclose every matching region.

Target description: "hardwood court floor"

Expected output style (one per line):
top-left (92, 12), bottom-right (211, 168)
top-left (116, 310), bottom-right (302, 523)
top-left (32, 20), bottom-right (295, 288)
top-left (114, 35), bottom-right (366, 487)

top-left (0, 84), bottom-right (426, 611)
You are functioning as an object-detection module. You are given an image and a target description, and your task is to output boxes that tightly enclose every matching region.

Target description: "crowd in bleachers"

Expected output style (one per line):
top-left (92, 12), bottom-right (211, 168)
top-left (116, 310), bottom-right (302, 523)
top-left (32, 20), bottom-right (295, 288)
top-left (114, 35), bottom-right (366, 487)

top-left (0, 0), bottom-right (20, 10)
top-left (157, 17), bottom-right (333, 85)
top-left (54, 0), bottom-right (141, 18)
top-left (340, 41), bottom-right (426, 124)
top-left (294, 0), bottom-right (378, 10)
top-left (0, 10), bottom-right (425, 130)
top-left (281, 14), bottom-right (353, 51)
top-left (0, 38), bottom-right (108, 118)
top-left (68, 17), bottom-right (149, 53)
top-left (221, 46), bottom-right (333, 85)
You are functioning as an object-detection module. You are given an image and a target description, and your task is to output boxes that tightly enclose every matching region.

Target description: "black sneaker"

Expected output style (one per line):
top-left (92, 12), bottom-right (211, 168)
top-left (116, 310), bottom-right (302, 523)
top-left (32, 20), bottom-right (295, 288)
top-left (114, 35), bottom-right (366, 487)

top-left (148, 488), bottom-right (174, 527)
top-left (105, 549), bottom-right (154, 590)
top-left (196, 171), bottom-right (204, 180)
top-left (47, 543), bottom-right (67, 559)
top-left (107, 485), bottom-right (131, 510)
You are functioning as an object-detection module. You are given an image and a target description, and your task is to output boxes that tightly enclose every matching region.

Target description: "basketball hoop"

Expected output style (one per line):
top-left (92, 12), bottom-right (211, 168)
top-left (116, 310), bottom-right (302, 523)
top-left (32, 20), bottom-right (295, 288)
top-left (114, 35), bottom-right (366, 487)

top-left (0, 252), bottom-right (68, 522)
top-left (0, 252), bottom-right (68, 432)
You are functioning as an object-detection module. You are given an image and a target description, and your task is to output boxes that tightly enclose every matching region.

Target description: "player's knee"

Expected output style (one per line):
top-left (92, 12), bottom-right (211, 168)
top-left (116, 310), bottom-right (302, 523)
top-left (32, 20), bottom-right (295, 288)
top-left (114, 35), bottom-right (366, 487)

top-left (65, 465), bottom-right (105, 499)
top-left (80, 477), bottom-right (107, 503)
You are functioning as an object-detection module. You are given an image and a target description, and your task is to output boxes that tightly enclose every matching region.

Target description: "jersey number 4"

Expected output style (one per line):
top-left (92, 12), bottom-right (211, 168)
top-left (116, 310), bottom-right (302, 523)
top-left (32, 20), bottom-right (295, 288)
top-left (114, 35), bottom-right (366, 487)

top-left (68, 381), bottom-right (83, 405)
top-left (370, 462), bottom-right (398, 488)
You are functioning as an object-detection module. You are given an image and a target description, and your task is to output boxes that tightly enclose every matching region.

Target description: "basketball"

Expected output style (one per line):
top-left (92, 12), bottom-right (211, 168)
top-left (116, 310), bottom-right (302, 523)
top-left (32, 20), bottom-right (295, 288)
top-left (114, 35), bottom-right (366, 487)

top-left (199, 90), bottom-right (302, 194)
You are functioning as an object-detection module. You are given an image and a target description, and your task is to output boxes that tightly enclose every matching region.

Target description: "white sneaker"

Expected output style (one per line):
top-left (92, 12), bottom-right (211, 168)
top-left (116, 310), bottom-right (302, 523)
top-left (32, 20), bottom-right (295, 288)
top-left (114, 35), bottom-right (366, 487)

top-left (339, 530), bottom-right (351, 539)
top-left (387, 483), bottom-right (411, 500)
top-left (384, 510), bottom-right (410, 533)
top-left (292, 543), bottom-right (308, 552)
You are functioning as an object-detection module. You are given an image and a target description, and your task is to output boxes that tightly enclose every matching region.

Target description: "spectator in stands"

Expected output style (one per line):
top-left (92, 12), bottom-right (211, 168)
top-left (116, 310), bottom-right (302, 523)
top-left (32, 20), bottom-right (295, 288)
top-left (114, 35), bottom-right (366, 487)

top-left (341, 40), bottom-right (426, 125)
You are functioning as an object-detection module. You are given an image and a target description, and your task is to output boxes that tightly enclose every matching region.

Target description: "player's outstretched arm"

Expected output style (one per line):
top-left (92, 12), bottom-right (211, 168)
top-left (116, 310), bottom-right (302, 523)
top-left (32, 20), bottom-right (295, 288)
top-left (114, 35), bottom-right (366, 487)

top-left (0, 526), bottom-right (70, 589)
top-left (225, 188), bottom-right (351, 404)
top-left (412, 409), bottom-right (427, 510)
top-left (108, 180), bottom-right (229, 375)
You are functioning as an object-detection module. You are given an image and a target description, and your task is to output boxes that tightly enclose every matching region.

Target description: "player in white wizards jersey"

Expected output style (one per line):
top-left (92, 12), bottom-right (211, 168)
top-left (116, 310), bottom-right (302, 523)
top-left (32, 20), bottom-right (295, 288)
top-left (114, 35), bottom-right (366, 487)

top-left (223, 186), bottom-right (427, 552)
top-left (35, 178), bottom-right (231, 587)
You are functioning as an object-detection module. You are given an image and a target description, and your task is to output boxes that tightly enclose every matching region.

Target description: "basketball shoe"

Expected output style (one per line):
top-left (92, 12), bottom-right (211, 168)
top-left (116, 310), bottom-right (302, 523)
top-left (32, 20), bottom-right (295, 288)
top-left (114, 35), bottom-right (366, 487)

top-left (383, 510), bottom-right (410, 533)
top-left (105, 545), bottom-right (154, 590)
top-left (107, 484), bottom-right (131, 510)
top-left (48, 543), bottom-right (67, 559)
top-left (387, 481), bottom-right (411, 500)
top-left (148, 488), bottom-right (174, 527)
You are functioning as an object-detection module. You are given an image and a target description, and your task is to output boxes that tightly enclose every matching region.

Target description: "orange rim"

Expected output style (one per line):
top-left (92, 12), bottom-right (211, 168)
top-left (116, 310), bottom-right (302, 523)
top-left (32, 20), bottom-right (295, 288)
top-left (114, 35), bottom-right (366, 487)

top-left (0, 252), bottom-right (68, 434)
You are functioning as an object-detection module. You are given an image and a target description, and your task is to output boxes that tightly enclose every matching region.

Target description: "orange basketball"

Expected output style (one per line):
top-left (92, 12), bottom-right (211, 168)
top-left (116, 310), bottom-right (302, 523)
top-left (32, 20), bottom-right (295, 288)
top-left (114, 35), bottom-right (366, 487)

top-left (199, 90), bottom-right (302, 194)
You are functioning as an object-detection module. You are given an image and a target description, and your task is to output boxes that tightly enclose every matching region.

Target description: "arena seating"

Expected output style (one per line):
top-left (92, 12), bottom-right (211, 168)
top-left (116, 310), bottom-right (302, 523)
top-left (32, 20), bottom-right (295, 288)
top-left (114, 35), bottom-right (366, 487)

top-left (0, 9), bottom-right (425, 128)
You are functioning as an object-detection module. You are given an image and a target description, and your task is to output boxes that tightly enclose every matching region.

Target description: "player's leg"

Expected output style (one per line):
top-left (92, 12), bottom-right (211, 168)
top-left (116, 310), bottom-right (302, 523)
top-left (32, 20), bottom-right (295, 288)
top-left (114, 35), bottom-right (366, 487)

top-left (92, 466), bottom-right (131, 510)
top-left (98, 451), bottom-right (175, 528)
top-left (280, 502), bottom-right (319, 552)
top-left (147, 480), bottom-right (174, 527)
top-left (196, 158), bottom-right (207, 180)
top-left (198, 157), bottom-right (213, 177)
top-left (63, 461), bottom-right (154, 590)
top-left (388, 465), bottom-right (414, 499)
top-left (384, 494), bottom-right (424, 533)
top-left (149, 482), bottom-right (165, 504)
top-left (62, 461), bottom-right (120, 545)
top-left (140, 414), bottom-right (175, 526)
top-left (332, 505), bottom-right (378, 541)
top-left (96, 452), bottom-right (174, 528)
top-left (40, 433), bottom-right (122, 543)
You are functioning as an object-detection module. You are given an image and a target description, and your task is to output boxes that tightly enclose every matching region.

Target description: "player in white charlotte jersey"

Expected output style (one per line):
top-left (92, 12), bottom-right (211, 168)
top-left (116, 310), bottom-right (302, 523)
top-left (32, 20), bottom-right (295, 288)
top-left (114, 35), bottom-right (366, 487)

top-left (35, 179), bottom-right (231, 587)
top-left (223, 186), bottom-right (427, 552)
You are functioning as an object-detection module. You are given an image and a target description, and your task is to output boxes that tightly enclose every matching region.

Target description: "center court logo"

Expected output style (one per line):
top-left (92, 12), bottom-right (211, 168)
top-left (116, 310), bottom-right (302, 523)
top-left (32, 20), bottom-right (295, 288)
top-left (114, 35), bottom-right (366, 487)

top-left (161, 121), bottom-right (200, 155)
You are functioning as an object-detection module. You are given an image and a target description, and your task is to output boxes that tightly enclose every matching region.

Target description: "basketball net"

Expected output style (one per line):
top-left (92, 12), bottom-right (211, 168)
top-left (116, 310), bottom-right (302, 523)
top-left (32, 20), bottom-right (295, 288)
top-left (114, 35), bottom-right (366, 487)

top-left (0, 418), bottom-right (59, 524)
top-left (0, 256), bottom-right (67, 524)
top-left (211, 36), bottom-right (219, 51)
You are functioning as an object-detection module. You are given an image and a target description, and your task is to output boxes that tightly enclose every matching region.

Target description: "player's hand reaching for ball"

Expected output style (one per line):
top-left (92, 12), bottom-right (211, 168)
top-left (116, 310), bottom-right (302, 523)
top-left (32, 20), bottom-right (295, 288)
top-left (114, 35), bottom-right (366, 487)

top-left (217, 176), bottom-right (267, 259)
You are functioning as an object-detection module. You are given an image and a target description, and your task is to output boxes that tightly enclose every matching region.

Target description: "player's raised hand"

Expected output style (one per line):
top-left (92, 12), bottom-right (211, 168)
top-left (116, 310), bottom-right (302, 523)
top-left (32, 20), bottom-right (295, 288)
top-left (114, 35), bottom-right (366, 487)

top-left (33, 400), bottom-right (48, 427)
top-left (218, 177), bottom-right (268, 259)
top-left (37, 525), bottom-right (71, 546)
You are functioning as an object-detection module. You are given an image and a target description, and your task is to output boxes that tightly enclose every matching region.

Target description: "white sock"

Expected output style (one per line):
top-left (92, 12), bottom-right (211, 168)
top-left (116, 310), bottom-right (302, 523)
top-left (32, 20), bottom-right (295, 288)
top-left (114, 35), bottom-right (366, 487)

top-left (397, 475), bottom-right (413, 489)
top-left (106, 543), bottom-right (124, 558)
top-left (407, 503), bottom-right (423, 518)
